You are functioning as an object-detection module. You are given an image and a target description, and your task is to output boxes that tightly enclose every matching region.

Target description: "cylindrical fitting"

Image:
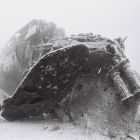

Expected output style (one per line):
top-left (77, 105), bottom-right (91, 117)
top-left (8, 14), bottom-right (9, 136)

top-left (110, 71), bottom-right (133, 102)
top-left (122, 63), bottom-right (140, 95)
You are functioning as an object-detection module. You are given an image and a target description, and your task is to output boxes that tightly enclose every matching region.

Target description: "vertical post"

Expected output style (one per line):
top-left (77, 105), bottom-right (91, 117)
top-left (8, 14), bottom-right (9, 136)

top-left (122, 63), bottom-right (140, 95)
top-left (110, 71), bottom-right (133, 102)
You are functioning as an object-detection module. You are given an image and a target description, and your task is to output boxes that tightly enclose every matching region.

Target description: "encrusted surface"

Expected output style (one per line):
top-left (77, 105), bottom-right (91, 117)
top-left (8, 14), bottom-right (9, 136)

top-left (1, 44), bottom-right (89, 120)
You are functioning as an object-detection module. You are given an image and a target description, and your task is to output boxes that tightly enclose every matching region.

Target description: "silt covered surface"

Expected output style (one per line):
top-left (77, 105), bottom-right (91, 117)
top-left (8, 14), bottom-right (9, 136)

top-left (66, 71), bottom-right (140, 138)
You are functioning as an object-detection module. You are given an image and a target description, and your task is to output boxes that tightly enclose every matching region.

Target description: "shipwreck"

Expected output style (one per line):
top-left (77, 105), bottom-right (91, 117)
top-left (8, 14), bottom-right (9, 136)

top-left (0, 20), bottom-right (140, 138)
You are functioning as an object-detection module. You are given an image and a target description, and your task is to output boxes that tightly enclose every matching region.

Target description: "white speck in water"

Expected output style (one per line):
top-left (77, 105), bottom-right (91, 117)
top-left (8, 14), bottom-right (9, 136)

top-left (52, 86), bottom-right (58, 90)
top-left (98, 68), bottom-right (102, 74)
top-left (42, 113), bottom-right (48, 117)
top-left (41, 77), bottom-right (44, 80)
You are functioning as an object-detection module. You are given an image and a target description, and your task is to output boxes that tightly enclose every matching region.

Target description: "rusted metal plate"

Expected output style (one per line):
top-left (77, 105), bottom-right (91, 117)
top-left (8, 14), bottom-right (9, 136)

top-left (1, 44), bottom-right (89, 120)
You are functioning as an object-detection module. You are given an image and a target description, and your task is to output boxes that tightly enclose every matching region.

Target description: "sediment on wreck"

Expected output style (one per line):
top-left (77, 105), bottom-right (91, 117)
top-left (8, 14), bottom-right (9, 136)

top-left (66, 70), bottom-right (140, 137)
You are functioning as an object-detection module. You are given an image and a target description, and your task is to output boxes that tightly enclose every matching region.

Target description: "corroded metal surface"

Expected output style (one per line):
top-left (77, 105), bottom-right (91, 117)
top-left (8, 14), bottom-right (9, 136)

top-left (1, 42), bottom-right (116, 120)
top-left (1, 44), bottom-right (89, 120)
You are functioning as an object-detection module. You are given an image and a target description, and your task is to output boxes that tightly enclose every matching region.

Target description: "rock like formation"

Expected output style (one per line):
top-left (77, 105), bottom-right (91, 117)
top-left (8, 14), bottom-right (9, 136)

top-left (1, 22), bottom-right (140, 138)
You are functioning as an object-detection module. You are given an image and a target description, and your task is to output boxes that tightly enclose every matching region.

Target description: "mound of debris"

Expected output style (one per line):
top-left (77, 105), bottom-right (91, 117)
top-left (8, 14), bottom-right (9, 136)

top-left (1, 20), bottom-right (140, 139)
